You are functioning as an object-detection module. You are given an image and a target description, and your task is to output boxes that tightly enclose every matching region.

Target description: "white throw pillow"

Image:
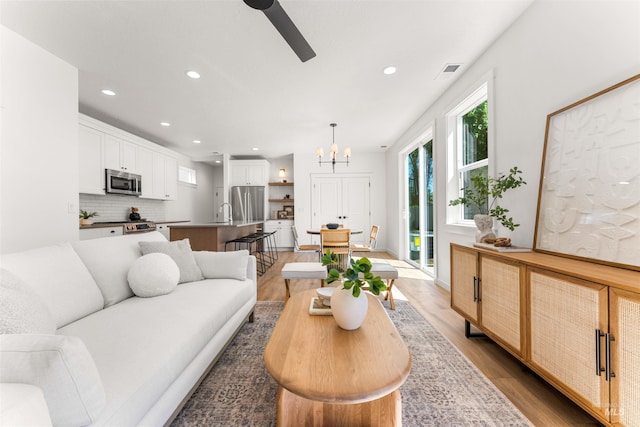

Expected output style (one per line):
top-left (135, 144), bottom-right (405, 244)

top-left (193, 250), bottom-right (250, 280)
top-left (138, 239), bottom-right (204, 283)
top-left (0, 334), bottom-right (106, 427)
top-left (127, 253), bottom-right (180, 297)
top-left (0, 268), bottom-right (56, 335)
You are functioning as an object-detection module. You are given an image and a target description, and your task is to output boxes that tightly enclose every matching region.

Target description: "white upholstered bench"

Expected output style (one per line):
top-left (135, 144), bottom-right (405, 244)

top-left (370, 263), bottom-right (399, 310)
top-left (281, 262), bottom-right (328, 301)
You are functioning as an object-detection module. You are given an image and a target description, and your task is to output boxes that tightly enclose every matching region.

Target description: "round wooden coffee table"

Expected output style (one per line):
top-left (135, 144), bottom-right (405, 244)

top-left (264, 289), bottom-right (411, 426)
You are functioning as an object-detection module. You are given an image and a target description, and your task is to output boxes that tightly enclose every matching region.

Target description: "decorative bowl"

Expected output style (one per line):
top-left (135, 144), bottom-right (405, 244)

top-left (316, 287), bottom-right (335, 306)
top-left (326, 223), bottom-right (339, 229)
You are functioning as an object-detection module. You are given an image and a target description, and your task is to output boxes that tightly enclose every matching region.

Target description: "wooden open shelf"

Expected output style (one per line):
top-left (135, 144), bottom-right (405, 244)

top-left (269, 199), bottom-right (294, 203)
top-left (269, 182), bottom-right (294, 186)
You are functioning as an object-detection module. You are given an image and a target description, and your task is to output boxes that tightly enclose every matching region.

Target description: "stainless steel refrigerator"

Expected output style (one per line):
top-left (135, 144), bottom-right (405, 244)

top-left (231, 186), bottom-right (265, 222)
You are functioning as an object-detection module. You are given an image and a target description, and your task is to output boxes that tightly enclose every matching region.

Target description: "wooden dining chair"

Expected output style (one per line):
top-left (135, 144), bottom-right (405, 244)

top-left (320, 228), bottom-right (351, 271)
top-left (350, 225), bottom-right (379, 252)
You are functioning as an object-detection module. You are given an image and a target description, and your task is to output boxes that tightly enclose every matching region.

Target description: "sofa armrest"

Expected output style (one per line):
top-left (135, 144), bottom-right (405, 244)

top-left (0, 334), bottom-right (106, 427)
top-left (246, 255), bottom-right (257, 285)
top-left (0, 383), bottom-right (53, 426)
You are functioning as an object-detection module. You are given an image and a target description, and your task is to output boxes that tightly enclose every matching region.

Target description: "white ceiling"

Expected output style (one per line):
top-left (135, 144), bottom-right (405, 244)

top-left (1, 0), bottom-right (533, 164)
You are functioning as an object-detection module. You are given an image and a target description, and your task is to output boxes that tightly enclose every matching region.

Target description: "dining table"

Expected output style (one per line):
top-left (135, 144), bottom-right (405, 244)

top-left (306, 229), bottom-right (363, 235)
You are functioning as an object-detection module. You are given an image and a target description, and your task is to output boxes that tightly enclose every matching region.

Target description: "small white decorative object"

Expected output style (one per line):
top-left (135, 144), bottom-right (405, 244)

top-left (330, 286), bottom-right (368, 330)
top-left (316, 287), bottom-right (334, 306)
top-left (474, 214), bottom-right (496, 243)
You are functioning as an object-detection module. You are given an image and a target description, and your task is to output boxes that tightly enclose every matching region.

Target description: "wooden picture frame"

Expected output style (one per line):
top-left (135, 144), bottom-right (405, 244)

top-left (277, 210), bottom-right (288, 219)
top-left (533, 74), bottom-right (640, 271)
top-left (283, 205), bottom-right (294, 217)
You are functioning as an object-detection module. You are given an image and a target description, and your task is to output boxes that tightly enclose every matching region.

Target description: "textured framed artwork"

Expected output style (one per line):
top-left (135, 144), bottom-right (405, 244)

top-left (534, 74), bottom-right (640, 271)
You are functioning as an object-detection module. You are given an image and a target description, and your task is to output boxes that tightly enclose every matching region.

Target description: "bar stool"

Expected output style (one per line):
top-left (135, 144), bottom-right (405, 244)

top-left (247, 230), bottom-right (277, 267)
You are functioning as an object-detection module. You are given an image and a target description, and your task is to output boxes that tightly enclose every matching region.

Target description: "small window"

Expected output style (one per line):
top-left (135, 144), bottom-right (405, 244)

top-left (178, 166), bottom-right (197, 186)
top-left (446, 72), bottom-right (493, 225)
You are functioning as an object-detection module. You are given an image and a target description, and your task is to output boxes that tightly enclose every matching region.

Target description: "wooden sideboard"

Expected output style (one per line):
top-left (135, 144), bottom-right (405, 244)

top-left (450, 243), bottom-right (640, 426)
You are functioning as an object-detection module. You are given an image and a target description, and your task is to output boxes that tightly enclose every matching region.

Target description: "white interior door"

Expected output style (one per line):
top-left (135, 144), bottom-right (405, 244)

top-left (312, 178), bottom-right (341, 227)
top-left (341, 177), bottom-right (370, 244)
top-left (213, 186), bottom-right (224, 221)
top-left (311, 175), bottom-right (370, 244)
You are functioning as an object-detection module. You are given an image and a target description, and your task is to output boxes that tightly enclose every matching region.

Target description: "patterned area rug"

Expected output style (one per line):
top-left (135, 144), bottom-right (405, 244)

top-left (171, 301), bottom-right (532, 426)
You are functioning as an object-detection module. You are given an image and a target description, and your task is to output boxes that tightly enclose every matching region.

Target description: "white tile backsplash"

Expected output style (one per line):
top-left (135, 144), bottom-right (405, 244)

top-left (80, 194), bottom-right (166, 222)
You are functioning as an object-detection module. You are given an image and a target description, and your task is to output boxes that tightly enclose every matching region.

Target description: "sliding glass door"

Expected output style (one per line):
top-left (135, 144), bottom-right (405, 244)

top-left (406, 138), bottom-right (435, 275)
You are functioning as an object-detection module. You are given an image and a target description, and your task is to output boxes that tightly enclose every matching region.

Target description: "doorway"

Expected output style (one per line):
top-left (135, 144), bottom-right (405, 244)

top-left (405, 136), bottom-right (435, 276)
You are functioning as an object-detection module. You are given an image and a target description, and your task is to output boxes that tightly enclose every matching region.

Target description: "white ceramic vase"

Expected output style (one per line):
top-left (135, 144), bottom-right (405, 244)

top-left (473, 214), bottom-right (496, 243)
top-left (331, 286), bottom-right (368, 330)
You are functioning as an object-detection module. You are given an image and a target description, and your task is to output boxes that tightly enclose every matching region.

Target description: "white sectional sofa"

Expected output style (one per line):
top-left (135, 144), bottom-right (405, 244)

top-left (0, 231), bottom-right (257, 426)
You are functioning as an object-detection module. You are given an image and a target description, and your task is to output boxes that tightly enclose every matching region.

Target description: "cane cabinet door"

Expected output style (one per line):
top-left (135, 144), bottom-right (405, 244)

top-left (450, 245), bottom-right (479, 323)
top-left (528, 268), bottom-right (609, 419)
top-left (609, 288), bottom-right (640, 426)
top-left (480, 255), bottom-right (524, 356)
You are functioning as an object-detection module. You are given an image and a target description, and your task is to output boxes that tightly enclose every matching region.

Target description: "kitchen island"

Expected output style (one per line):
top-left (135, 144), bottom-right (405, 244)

top-left (169, 221), bottom-right (263, 252)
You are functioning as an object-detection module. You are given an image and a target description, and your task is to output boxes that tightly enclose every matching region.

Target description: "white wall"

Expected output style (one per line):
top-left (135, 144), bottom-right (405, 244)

top-left (386, 1), bottom-right (640, 289)
top-left (1, 26), bottom-right (79, 254)
top-left (165, 159), bottom-right (218, 223)
top-left (293, 150), bottom-right (387, 249)
top-left (268, 154), bottom-right (293, 183)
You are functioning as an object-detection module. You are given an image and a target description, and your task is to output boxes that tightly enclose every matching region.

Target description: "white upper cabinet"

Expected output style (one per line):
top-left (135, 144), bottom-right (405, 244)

top-left (151, 152), bottom-right (177, 200)
top-left (136, 146), bottom-right (155, 199)
top-left (79, 114), bottom-right (179, 201)
top-left (78, 124), bottom-right (105, 195)
top-left (230, 160), bottom-right (269, 186)
top-left (104, 134), bottom-right (137, 172)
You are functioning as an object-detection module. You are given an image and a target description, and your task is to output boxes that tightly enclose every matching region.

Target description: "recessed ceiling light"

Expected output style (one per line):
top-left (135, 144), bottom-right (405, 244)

top-left (252, 147), bottom-right (259, 151)
top-left (215, 160), bottom-right (221, 164)
top-left (101, 89), bottom-right (116, 96)
top-left (383, 66), bottom-right (397, 75)
top-left (160, 122), bottom-right (171, 127)
top-left (186, 70), bottom-right (201, 79)
top-left (193, 140), bottom-right (201, 144)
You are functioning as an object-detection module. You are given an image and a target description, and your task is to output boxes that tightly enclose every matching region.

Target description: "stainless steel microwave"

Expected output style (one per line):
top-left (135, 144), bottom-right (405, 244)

top-left (105, 169), bottom-right (142, 196)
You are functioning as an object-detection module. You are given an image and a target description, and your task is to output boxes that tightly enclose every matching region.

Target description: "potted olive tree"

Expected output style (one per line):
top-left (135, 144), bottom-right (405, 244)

top-left (321, 250), bottom-right (386, 330)
top-left (449, 166), bottom-right (526, 243)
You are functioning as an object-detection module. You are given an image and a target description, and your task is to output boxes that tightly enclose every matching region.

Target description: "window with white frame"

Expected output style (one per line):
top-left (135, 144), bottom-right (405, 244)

top-left (446, 74), bottom-right (493, 225)
top-left (178, 165), bottom-right (197, 186)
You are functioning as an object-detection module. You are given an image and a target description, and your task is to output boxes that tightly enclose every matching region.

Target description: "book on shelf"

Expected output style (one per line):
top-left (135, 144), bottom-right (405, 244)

top-left (309, 297), bottom-right (332, 316)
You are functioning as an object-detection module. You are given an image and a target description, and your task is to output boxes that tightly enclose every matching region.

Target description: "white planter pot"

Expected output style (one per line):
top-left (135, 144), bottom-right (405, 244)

top-left (80, 218), bottom-right (94, 226)
top-left (473, 214), bottom-right (496, 243)
top-left (331, 286), bottom-right (368, 330)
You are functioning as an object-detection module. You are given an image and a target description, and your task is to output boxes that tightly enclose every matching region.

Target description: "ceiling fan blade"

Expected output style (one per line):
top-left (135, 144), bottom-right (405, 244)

top-left (244, 0), bottom-right (316, 62)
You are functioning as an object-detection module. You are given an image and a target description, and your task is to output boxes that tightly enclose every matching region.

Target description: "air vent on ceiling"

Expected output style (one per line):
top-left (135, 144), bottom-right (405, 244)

top-left (443, 64), bottom-right (460, 73)
top-left (434, 63), bottom-right (463, 80)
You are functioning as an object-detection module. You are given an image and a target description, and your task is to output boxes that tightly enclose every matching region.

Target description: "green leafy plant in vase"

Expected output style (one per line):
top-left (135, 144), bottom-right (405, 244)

top-left (79, 210), bottom-right (98, 225)
top-left (449, 166), bottom-right (526, 244)
top-left (321, 249), bottom-right (387, 330)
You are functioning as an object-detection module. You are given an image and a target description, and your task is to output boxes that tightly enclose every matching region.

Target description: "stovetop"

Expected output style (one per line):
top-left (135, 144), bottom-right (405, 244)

top-left (92, 220), bottom-right (156, 233)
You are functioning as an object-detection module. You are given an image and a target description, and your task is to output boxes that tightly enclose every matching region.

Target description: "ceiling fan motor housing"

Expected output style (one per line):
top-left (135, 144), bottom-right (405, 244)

top-left (243, 0), bottom-right (275, 11)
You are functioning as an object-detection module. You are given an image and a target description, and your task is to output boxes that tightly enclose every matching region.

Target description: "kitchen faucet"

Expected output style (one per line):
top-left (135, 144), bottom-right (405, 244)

top-left (219, 202), bottom-right (233, 223)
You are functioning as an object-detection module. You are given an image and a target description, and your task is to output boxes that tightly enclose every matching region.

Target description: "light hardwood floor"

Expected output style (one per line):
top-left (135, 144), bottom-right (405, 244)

top-left (257, 250), bottom-right (602, 427)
